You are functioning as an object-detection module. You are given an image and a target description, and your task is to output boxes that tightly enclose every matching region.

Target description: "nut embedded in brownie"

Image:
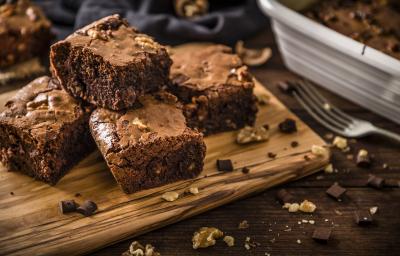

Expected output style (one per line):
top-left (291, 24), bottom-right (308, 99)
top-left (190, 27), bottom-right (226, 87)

top-left (0, 0), bottom-right (53, 68)
top-left (0, 76), bottom-right (95, 184)
top-left (89, 92), bottom-right (206, 194)
top-left (50, 14), bottom-right (172, 111)
top-left (168, 43), bottom-right (258, 135)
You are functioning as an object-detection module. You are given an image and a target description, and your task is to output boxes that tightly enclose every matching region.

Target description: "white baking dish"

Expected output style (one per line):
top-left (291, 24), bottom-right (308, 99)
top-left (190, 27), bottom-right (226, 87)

top-left (257, 0), bottom-right (400, 124)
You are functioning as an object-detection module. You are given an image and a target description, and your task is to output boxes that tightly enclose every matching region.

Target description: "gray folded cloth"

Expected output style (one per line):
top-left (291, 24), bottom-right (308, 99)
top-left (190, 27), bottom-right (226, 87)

top-left (35, 0), bottom-right (269, 45)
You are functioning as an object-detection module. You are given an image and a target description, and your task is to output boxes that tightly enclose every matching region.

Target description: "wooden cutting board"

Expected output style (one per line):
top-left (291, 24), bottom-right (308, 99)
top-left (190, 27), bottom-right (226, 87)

top-left (0, 80), bottom-right (330, 256)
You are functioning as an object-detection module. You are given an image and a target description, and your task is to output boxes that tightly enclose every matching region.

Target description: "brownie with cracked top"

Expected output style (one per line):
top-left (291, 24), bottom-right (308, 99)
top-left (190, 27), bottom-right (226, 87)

top-left (305, 0), bottom-right (400, 60)
top-left (0, 0), bottom-right (52, 68)
top-left (168, 43), bottom-right (258, 135)
top-left (0, 76), bottom-right (95, 184)
top-left (50, 14), bottom-right (172, 110)
top-left (89, 92), bottom-right (206, 194)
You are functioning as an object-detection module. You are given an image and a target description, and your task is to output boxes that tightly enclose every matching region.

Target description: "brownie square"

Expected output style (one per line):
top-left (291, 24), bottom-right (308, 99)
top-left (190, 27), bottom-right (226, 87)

top-left (50, 14), bottom-right (172, 110)
top-left (89, 92), bottom-right (206, 194)
top-left (0, 0), bottom-right (53, 68)
top-left (169, 43), bottom-right (258, 135)
top-left (0, 76), bottom-right (95, 184)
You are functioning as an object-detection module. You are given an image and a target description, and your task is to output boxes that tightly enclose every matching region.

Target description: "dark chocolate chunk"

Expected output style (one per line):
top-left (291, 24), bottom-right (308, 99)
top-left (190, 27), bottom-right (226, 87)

top-left (326, 182), bottom-right (347, 200)
top-left (267, 152), bottom-right (277, 158)
top-left (59, 200), bottom-right (77, 214)
top-left (242, 167), bottom-right (250, 174)
top-left (279, 118), bottom-right (297, 133)
top-left (290, 141), bottom-right (299, 148)
top-left (367, 175), bottom-right (385, 189)
top-left (277, 81), bottom-right (296, 94)
top-left (276, 189), bottom-right (295, 204)
top-left (76, 200), bottom-right (98, 216)
top-left (312, 227), bottom-right (332, 243)
top-left (217, 159), bottom-right (234, 172)
top-left (356, 151), bottom-right (372, 168)
top-left (263, 124), bottom-right (270, 130)
top-left (354, 210), bottom-right (373, 225)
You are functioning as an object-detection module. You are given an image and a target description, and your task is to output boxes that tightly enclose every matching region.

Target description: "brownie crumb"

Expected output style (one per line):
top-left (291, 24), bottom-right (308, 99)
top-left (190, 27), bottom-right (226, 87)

top-left (59, 200), bottom-right (78, 214)
top-left (279, 118), bottom-right (297, 133)
top-left (10, 192), bottom-right (14, 196)
top-left (312, 227), bottom-right (332, 243)
top-left (217, 159), bottom-right (234, 172)
top-left (267, 152), bottom-right (277, 159)
top-left (242, 167), bottom-right (250, 174)
top-left (76, 200), bottom-right (97, 216)
top-left (291, 141), bottom-right (299, 148)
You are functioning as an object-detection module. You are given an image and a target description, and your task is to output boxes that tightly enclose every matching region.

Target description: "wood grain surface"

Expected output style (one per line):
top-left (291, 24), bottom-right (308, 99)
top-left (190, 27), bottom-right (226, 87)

top-left (0, 79), bottom-right (329, 255)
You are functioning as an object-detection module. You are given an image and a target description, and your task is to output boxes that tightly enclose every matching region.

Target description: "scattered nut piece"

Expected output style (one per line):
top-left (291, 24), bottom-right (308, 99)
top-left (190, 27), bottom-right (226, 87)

top-left (283, 202), bottom-right (300, 213)
top-left (356, 149), bottom-right (372, 168)
top-left (309, 220), bottom-right (315, 225)
top-left (323, 103), bottom-right (331, 110)
top-left (174, 0), bottom-right (209, 18)
top-left (369, 206), bottom-right (378, 215)
top-left (333, 136), bottom-right (348, 149)
top-left (188, 187), bottom-right (199, 195)
top-left (161, 191), bottom-right (179, 202)
top-left (236, 126), bottom-right (269, 144)
top-left (299, 200), bottom-right (316, 213)
top-left (235, 40), bottom-right (272, 66)
top-left (192, 227), bottom-right (223, 249)
top-left (297, 239), bottom-right (302, 244)
top-left (123, 241), bottom-right (160, 256)
top-left (324, 133), bottom-right (334, 140)
top-left (334, 209), bottom-right (343, 216)
top-left (324, 163), bottom-right (333, 174)
top-left (311, 145), bottom-right (328, 156)
top-left (238, 220), bottom-right (249, 229)
top-left (223, 235), bottom-right (235, 247)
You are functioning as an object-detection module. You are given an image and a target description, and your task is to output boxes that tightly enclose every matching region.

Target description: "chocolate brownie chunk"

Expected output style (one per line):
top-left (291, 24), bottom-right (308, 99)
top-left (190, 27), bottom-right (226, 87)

top-left (0, 76), bottom-right (95, 184)
top-left (50, 14), bottom-right (172, 110)
top-left (169, 43), bottom-right (258, 135)
top-left (305, 0), bottom-right (400, 60)
top-left (89, 92), bottom-right (206, 194)
top-left (0, 0), bottom-right (52, 68)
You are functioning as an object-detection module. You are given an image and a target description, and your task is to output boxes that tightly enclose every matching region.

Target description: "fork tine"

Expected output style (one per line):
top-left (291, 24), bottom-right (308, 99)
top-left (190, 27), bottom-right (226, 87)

top-left (302, 80), bottom-right (358, 123)
top-left (298, 80), bottom-right (352, 127)
top-left (294, 87), bottom-right (347, 136)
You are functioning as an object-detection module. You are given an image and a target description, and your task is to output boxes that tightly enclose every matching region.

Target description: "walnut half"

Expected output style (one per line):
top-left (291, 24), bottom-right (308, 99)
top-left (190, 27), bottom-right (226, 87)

top-left (236, 126), bottom-right (269, 145)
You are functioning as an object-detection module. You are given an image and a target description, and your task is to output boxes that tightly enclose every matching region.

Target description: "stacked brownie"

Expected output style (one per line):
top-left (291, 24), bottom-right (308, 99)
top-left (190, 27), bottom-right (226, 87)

top-left (0, 0), bottom-right (53, 68)
top-left (1, 14), bottom-right (259, 193)
top-left (169, 44), bottom-right (258, 135)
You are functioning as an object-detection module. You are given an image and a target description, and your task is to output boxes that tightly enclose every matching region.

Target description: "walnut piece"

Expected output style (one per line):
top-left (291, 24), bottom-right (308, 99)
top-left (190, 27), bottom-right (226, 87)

top-left (311, 145), bottom-right (328, 156)
top-left (174, 0), bottom-right (209, 18)
top-left (223, 236), bottom-right (235, 247)
top-left (122, 241), bottom-right (160, 256)
top-left (192, 227), bottom-right (223, 249)
top-left (333, 136), bottom-right (348, 149)
top-left (189, 187), bottom-right (199, 195)
top-left (134, 36), bottom-right (159, 51)
top-left (283, 202), bottom-right (300, 212)
top-left (299, 200), bottom-right (317, 213)
top-left (324, 163), bottom-right (333, 173)
top-left (161, 191), bottom-right (179, 202)
top-left (238, 220), bottom-right (249, 229)
top-left (235, 40), bottom-right (272, 66)
top-left (236, 126), bottom-right (269, 144)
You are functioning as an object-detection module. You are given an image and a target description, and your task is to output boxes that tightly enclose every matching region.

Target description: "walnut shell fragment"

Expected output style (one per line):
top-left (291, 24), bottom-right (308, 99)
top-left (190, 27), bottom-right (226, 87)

top-left (235, 40), bottom-right (272, 66)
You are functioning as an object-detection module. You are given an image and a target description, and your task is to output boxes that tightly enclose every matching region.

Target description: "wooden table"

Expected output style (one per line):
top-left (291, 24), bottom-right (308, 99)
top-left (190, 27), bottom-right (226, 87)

top-left (80, 24), bottom-right (398, 255)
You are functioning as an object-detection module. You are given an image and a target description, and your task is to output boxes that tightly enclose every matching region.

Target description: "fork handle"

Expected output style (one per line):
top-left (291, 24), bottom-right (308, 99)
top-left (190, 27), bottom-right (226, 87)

top-left (374, 127), bottom-right (400, 143)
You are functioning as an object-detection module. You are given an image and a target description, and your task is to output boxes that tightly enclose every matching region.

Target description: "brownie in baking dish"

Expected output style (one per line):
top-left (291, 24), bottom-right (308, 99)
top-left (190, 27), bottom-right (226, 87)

top-left (50, 14), bottom-right (172, 110)
top-left (305, 0), bottom-right (400, 60)
top-left (89, 92), bottom-right (206, 194)
top-left (0, 0), bottom-right (52, 68)
top-left (0, 76), bottom-right (95, 184)
top-left (168, 43), bottom-right (258, 135)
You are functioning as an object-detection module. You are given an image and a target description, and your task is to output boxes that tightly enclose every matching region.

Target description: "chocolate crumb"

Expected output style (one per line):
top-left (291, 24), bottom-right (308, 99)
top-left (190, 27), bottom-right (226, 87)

top-left (242, 167), bottom-right (250, 174)
top-left (59, 200), bottom-right (78, 214)
top-left (74, 193), bottom-right (81, 197)
top-left (312, 227), bottom-right (332, 243)
top-left (326, 182), bottom-right (347, 200)
top-left (263, 124), bottom-right (270, 130)
top-left (367, 174), bottom-right (385, 189)
top-left (76, 200), bottom-right (97, 216)
top-left (276, 189), bottom-right (295, 204)
top-left (290, 141), bottom-right (299, 148)
top-left (217, 159), bottom-right (234, 172)
top-left (354, 210), bottom-right (373, 225)
top-left (279, 118), bottom-right (297, 134)
top-left (304, 155), bottom-right (311, 161)
top-left (268, 152), bottom-right (277, 158)
top-left (10, 192), bottom-right (14, 196)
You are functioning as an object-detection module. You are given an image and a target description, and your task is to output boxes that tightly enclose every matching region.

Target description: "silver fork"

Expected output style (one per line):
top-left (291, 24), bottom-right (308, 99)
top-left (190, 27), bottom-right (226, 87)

top-left (292, 80), bottom-right (400, 143)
